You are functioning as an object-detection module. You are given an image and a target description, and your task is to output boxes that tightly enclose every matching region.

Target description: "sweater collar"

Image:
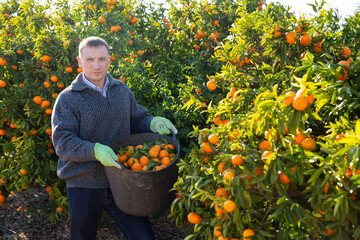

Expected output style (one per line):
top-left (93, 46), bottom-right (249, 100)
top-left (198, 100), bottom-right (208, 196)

top-left (69, 73), bottom-right (121, 92)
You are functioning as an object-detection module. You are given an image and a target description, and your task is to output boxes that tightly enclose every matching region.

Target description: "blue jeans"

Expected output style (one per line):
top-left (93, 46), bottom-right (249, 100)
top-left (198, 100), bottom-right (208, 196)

top-left (67, 187), bottom-right (156, 240)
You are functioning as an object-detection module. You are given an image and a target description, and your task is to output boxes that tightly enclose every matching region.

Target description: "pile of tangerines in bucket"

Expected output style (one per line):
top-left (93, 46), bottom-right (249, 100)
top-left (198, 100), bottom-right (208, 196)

top-left (117, 140), bottom-right (176, 171)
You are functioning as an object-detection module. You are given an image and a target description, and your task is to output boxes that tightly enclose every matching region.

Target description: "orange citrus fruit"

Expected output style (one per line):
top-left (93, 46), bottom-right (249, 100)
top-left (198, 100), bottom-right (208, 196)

top-left (131, 162), bottom-right (142, 171)
top-left (292, 95), bottom-right (308, 111)
top-left (19, 169), bottom-right (27, 176)
top-left (300, 34), bottom-right (311, 46)
top-left (231, 155), bottom-right (244, 166)
top-left (243, 228), bottom-right (255, 239)
top-left (301, 137), bottom-right (316, 151)
top-left (273, 26), bottom-right (282, 37)
top-left (41, 55), bottom-right (51, 62)
top-left (279, 173), bottom-right (291, 184)
top-left (259, 140), bottom-right (271, 151)
top-left (215, 187), bottom-right (229, 199)
top-left (33, 96), bottom-right (43, 105)
top-left (201, 142), bottom-right (214, 154)
top-left (206, 80), bottom-right (216, 90)
top-left (314, 42), bottom-right (322, 52)
top-left (293, 131), bottom-right (305, 145)
top-left (223, 170), bottom-right (235, 180)
top-left (99, 16), bottom-right (106, 23)
top-left (0, 80), bottom-right (6, 88)
top-left (341, 47), bottom-right (351, 57)
top-left (217, 161), bottom-right (226, 173)
top-left (0, 129), bottom-right (6, 136)
top-left (223, 199), bottom-right (236, 212)
top-left (130, 17), bottom-right (138, 24)
top-left (284, 91), bottom-right (296, 106)
top-left (50, 75), bottom-right (58, 82)
top-left (214, 225), bottom-right (223, 237)
top-left (187, 212), bottom-right (201, 224)
top-left (208, 134), bottom-right (219, 144)
top-left (286, 32), bottom-right (296, 44)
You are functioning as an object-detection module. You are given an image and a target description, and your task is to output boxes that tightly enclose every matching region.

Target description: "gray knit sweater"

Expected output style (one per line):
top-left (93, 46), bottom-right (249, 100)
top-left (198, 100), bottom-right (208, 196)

top-left (51, 73), bottom-right (153, 188)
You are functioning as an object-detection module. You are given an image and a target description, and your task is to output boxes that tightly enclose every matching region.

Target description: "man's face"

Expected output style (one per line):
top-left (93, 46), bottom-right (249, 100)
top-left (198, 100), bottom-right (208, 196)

top-left (77, 45), bottom-right (110, 86)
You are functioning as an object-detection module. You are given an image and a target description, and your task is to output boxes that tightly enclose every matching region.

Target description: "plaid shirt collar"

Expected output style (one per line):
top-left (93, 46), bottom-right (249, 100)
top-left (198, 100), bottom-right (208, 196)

top-left (82, 74), bottom-right (109, 98)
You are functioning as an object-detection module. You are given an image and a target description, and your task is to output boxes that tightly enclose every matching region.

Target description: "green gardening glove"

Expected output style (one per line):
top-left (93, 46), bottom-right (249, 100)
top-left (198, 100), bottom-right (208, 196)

top-left (94, 143), bottom-right (121, 169)
top-left (150, 116), bottom-right (178, 135)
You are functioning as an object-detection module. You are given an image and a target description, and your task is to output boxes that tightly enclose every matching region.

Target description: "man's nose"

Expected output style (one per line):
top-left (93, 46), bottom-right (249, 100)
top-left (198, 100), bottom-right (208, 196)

top-left (93, 60), bottom-right (101, 68)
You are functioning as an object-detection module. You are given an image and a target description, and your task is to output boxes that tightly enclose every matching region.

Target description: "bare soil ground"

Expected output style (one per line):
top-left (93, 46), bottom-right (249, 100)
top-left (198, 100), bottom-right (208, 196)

top-left (0, 188), bottom-right (185, 240)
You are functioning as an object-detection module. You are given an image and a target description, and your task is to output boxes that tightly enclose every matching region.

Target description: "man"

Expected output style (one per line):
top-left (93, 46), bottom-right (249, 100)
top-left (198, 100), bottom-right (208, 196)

top-left (51, 36), bottom-right (177, 240)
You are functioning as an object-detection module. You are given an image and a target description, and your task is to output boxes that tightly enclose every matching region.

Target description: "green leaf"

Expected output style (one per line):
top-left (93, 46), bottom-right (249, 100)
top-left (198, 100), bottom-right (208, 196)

top-left (356, 120), bottom-right (360, 138)
top-left (308, 167), bottom-right (324, 184)
top-left (243, 190), bottom-right (252, 208)
top-left (277, 196), bottom-right (286, 205)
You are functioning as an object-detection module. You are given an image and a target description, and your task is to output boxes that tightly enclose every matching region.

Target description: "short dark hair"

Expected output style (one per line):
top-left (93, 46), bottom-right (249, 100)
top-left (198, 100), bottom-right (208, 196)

top-left (78, 36), bottom-right (110, 57)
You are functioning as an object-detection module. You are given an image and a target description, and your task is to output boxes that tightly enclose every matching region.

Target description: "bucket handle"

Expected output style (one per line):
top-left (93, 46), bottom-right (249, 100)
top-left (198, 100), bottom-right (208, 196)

top-left (170, 129), bottom-right (177, 140)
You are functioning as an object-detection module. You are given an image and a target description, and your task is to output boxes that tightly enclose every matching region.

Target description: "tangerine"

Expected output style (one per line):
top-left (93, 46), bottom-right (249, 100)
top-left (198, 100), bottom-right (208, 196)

top-left (131, 162), bottom-right (142, 171)
top-left (223, 170), bottom-right (235, 180)
top-left (293, 131), bottom-right (305, 145)
top-left (301, 138), bottom-right (316, 151)
top-left (292, 95), bottom-right (308, 111)
top-left (341, 47), bottom-right (351, 57)
top-left (279, 173), bottom-right (291, 184)
top-left (139, 156), bottom-right (149, 166)
top-left (307, 93), bottom-right (314, 104)
top-left (50, 75), bottom-right (58, 82)
top-left (130, 17), bottom-right (138, 24)
top-left (41, 100), bottom-right (51, 108)
top-left (201, 142), bottom-right (214, 154)
top-left (286, 32), bottom-right (296, 44)
top-left (159, 150), bottom-right (169, 159)
top-left (259, 140), bottom-right (271, 151)
top-left (34, 96), bottom-right (43, 105)
top-left (273, 26), bottom-right (282, 37)
top-left (208, 134), bottom-right (219, 144)
top-left (206, 80), bottom-right (216, 90)
top-left (187, 212), bottom-right (201, 224)
top-left (214, 225), bottom-right (223, 237)
top-left (46, 186), bottom-right (53, 192)
top-left (217, 161), bottom-right (226, 173)
top-left (231, 155), bottom-right (244, 166)
top-left (149, 147), bottom-right (159, 158)
top-left (19, 169), bottom-right (27, 176)
top-left (99, 16), bottom-right (106, 23)
top-left (300, 34), bottom-right (311, 46)
top-left (243, 229), bottom-right (255, 239)
top-left (41, 55), bottom-right (51, 62)
top-left (0, 129), bottom-right (6, 136)
top-left (284, 91), bottom-right (296, 106)
top-left (215, 187), bottom-right (229, 199)
top-left (0, 80), bottom-right (6, 88)
top-left (314, 42), bottom-right (322, 52)
top-left (223, 199), bottom-right (236, 212)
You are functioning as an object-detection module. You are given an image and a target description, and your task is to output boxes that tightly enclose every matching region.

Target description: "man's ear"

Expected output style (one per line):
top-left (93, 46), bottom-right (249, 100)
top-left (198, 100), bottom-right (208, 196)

top-left (77, 57), bottom-right (82, 68)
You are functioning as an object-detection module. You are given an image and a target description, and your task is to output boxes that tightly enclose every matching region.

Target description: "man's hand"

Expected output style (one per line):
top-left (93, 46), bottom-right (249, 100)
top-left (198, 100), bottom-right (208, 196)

top-left (150, 117), bottom-right (178, 135)
top-left (94, 143), bottom-right (121, 169)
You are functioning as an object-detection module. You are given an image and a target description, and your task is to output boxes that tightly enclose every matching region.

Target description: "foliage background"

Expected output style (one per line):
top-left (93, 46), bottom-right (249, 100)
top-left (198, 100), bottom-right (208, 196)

top-left (1, 0), bottom-right (360, 239)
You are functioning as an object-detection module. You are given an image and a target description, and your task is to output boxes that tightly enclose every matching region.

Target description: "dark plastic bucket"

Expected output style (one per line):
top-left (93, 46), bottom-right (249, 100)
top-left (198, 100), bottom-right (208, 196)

top-left (105, 132), bottom-right (180, 216)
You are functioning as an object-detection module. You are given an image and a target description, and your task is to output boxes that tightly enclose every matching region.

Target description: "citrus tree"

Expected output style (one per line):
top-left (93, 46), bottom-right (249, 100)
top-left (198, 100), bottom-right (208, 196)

top-left (0, 0), bottom-right (173, 219)
top-left (170, 1), bottom-right (360, 239)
